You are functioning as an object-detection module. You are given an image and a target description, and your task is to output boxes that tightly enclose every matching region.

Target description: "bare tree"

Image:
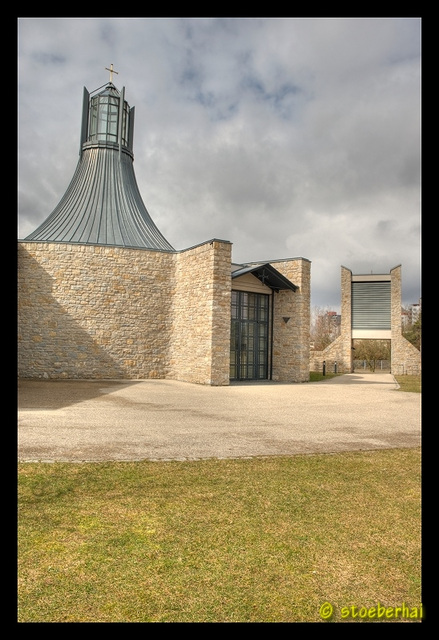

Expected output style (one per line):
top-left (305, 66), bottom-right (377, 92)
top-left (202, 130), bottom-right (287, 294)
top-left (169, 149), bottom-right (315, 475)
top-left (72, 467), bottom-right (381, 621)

top-left (402, 310), bottom-right (421, 351)
top-left (310, 306), bottom-right (341, 350)
top-left (353, 340), bottom-right (391, 372)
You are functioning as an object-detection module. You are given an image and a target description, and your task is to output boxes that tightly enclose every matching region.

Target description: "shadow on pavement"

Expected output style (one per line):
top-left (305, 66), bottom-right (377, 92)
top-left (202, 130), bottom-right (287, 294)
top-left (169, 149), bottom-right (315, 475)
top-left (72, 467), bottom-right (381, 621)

top-left (18, 379), bottom-right (143, 411)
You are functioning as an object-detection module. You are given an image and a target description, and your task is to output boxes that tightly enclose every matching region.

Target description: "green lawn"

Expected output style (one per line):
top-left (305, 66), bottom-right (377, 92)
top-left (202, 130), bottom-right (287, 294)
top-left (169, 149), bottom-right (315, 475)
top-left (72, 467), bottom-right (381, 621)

top-left (394, 375), bottom-right (421, 393)
top-left (18, 448), bottom-right (422, 623)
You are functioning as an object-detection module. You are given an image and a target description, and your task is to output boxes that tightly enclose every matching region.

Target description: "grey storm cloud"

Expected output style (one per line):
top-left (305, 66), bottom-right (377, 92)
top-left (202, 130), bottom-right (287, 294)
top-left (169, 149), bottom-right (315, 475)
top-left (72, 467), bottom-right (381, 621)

top-left (18, 17), bottom-right (421, 311)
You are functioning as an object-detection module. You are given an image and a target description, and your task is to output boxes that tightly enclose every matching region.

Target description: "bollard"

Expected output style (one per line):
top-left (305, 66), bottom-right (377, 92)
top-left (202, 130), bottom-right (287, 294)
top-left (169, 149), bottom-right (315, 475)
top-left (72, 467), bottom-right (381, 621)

top-left (322, 360), bottom-right (326, 376)
top-left (334, 361), bottom-right (337, 373)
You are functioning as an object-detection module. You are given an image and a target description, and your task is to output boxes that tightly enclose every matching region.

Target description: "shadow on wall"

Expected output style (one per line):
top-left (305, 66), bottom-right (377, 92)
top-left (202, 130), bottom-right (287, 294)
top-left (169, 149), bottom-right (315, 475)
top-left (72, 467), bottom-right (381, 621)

top-left (18, 247), bottom-right (130, 385)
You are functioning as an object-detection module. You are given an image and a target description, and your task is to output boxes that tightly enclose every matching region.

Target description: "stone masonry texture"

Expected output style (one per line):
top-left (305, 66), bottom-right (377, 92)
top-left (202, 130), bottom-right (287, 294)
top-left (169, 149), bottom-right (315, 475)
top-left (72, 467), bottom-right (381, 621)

top-left (310, 265), bottom-right (420, 375)
top-left (18, 241), bottom-right (311, 384)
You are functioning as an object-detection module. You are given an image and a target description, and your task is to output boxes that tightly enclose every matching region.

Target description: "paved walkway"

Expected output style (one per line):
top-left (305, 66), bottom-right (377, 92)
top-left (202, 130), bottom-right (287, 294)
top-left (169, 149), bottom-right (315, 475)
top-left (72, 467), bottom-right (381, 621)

top-left (18, 373), bottom-right (421, 462)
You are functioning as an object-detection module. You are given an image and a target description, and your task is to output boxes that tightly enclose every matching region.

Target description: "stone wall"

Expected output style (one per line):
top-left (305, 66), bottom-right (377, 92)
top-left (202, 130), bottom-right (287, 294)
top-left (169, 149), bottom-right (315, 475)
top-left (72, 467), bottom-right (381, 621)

top-left (169, 240), bottom-right (232, 385)
top-left (18, 240), bottom-right (232, 384)
top-left (390, 265), bottom-right (421, 375)
top-left (330, 264), bottom-right (421, 376)
top-left (310, 335), bottom-right (348, 373)
top-left (18, 242), bottom-right (175, 379)
top-left (340, 266), bottom-right (354, 371)
top-left (18, 241), bottom-right (310, 385)
top-left (270, 258), bottom-right (311, 382)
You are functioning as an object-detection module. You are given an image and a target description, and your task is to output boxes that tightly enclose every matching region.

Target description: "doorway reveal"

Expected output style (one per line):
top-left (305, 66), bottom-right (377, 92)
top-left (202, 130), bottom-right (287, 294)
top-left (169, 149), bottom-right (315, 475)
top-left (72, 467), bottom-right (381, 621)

top-left (230, 291), bottom-right (269, 380)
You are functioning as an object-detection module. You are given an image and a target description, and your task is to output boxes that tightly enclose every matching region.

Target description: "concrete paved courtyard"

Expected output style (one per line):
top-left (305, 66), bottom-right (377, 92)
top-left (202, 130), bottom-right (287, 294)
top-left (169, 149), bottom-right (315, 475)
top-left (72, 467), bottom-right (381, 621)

top-left (18, 373), bottom-right (421, 462)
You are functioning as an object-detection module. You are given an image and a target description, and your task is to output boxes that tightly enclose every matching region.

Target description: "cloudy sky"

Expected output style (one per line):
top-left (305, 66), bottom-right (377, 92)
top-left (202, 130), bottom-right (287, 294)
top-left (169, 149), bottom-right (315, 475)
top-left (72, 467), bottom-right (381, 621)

top-left (18, 17), bottom-right (421, 311)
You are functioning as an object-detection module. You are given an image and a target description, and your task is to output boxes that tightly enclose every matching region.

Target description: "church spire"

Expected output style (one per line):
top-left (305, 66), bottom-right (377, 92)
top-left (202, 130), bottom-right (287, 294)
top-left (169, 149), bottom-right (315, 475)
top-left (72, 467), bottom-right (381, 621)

top-left (25, 74), bottom-right (174, 251)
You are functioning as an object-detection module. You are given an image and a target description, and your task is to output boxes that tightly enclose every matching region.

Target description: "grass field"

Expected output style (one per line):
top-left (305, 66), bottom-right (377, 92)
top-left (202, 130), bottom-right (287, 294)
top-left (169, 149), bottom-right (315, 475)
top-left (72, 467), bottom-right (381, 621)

top-left (18, 447), bottom-right (422, 623)
top-left (394, 375), bottom-right (421, 393)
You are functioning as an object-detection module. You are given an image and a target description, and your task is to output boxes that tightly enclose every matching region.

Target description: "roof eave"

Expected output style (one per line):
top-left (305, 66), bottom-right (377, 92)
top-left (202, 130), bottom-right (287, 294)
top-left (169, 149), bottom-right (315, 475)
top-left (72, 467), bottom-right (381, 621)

top-left (231, 263), bottom-right (298, 292)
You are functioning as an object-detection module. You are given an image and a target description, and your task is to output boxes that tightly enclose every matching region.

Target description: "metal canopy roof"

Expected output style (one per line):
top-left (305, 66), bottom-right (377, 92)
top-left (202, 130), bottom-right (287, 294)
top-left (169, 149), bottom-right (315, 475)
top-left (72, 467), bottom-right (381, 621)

top-left (232, 264), bottom-right (298, 292)
top-left (24, 82), bottom-right (174, 252)
top-left (25, 146), bottom-right (174, 251)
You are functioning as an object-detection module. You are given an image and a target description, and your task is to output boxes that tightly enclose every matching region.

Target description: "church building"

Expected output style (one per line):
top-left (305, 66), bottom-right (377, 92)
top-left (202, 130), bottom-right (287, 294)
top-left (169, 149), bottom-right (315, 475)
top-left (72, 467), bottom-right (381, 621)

top-left (18, 72), bottom-right (311, 385)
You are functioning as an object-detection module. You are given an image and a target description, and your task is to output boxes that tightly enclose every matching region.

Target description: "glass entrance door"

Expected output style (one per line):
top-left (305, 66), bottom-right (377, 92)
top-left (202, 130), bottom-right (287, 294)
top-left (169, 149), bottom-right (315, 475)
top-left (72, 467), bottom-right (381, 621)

top-left (230, 291), bottom-right (270, 380)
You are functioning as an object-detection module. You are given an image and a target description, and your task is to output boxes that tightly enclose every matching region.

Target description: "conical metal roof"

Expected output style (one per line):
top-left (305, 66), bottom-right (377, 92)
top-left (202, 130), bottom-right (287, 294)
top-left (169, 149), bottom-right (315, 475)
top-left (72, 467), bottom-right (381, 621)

top-left (24, 81), bottom-right (174, 252)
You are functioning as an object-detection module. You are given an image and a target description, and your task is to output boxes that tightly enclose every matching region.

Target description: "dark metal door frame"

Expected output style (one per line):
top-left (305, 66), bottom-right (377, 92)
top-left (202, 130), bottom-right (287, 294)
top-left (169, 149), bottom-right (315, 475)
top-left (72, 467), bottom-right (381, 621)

top-left (230, 291), bottom-right (270, 380)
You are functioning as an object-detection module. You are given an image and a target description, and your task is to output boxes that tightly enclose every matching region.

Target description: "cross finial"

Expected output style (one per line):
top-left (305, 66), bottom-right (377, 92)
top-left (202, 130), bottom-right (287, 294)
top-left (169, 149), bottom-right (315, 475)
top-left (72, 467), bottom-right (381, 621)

top-left (105, 63), bottom-right (119, 83)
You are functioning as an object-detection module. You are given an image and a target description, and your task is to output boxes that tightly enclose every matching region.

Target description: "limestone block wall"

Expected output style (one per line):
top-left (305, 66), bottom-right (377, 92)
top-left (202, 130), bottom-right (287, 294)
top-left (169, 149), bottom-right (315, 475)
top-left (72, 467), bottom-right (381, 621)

top-left (18, 239), bottom-right (233, 385)
top-left (210, 242), bottom-right (233, 385)
top-left (339, 265), bottom-right (354, 372)
top-left (169, 240), bottom-right (232, 385)
top-left (390, 265), bottom-right (421, 375)
top-left (310, 335), bottom-right (348, 373)
top-left (270, 258), bottom-right (311, 382)
top-left (18, 242), bottom-right (175, 379)
top-left (18, 241), bottom-right (309, 385)
top-left (313, 266), bottom-right (355, 374)
top-left (334, 264), bottom-right (421, 376)
top-left (391, 335), bottom-right (421, 376)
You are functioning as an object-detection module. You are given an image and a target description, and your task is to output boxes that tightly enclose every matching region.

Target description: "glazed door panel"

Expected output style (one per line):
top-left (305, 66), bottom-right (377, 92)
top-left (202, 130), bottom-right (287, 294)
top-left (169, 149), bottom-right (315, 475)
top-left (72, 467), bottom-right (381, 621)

top-left (230, 291), bottom-right (269, 380)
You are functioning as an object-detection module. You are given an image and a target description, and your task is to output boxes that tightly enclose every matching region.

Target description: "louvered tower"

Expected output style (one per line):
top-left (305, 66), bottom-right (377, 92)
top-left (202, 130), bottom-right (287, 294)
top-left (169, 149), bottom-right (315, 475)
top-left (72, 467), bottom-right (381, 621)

top-left (25, 68), bottom-right (174, 251)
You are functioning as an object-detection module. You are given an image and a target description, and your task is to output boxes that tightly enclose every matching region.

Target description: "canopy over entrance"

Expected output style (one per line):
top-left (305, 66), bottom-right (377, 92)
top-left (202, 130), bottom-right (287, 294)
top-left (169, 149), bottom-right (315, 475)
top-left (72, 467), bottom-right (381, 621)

top-left (232, 263), bottom-right (298, 292)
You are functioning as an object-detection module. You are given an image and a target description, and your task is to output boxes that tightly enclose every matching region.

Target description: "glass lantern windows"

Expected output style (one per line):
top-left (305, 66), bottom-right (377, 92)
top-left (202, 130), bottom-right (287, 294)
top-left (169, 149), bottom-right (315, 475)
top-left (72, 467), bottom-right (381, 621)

top-left (88, 92), bottom-right (129, 146)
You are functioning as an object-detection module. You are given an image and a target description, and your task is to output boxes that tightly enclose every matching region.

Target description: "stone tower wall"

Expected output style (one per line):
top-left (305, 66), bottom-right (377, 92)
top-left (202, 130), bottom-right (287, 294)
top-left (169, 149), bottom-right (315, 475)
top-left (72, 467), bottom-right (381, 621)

top-left (310, 266), bottom-right (353, 374)
top-left (169, 240), bottom-right (232, 385)
top-left (270, 258), bottom-right (311, 382)
top-left (390, 265), bottom-right (421, 375)
top-left (311, 264), bottom-right (421, 376)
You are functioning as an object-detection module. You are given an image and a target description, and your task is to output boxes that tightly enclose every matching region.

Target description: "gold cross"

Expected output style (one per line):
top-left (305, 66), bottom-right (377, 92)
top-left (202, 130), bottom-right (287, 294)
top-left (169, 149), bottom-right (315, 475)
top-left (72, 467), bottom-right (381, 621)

top-left (105, 63), bottom-right (119, 83)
